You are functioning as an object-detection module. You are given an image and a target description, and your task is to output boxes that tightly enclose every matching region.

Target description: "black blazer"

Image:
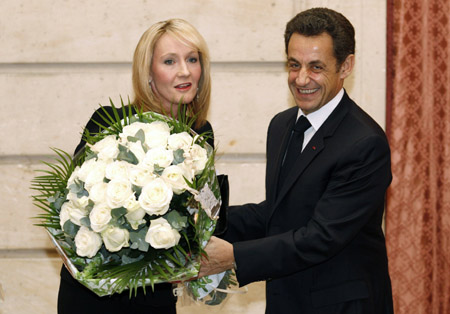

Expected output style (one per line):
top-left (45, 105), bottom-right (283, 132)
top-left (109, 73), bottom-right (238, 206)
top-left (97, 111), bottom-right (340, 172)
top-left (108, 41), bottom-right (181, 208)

top-left (224, 92), bottom-right (394, 314)
top-left (58, 106), bottom-right (214, 314)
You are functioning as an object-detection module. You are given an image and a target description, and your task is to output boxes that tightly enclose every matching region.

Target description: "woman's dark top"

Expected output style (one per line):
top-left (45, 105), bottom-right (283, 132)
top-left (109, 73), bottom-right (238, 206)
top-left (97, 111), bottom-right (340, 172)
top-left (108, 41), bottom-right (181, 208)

top-left (57, 106), bottom-right (214, 314)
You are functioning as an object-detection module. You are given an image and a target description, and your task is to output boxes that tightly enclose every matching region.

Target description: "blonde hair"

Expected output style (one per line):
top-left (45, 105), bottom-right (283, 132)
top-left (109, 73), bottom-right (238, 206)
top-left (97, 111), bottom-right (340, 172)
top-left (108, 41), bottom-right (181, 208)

top-left (132, 19), bottom-right (211, 128)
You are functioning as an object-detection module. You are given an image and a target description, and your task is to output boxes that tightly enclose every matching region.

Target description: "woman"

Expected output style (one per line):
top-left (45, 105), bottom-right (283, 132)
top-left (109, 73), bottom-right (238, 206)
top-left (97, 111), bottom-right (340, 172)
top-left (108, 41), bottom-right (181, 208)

top-left (58, 19), bottom-right (214, 314)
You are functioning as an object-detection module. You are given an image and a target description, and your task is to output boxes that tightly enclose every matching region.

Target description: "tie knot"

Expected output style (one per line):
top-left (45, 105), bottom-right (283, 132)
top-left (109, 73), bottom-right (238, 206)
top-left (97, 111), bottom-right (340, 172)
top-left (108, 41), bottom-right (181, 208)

top-left (293, 116), bottom-right (311, 133)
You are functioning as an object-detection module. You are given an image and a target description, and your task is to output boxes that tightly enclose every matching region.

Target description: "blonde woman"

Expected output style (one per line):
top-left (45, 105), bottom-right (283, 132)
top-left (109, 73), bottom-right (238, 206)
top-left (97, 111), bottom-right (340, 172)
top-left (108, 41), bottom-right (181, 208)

top-left (58, 19), bottom-right (215, 314)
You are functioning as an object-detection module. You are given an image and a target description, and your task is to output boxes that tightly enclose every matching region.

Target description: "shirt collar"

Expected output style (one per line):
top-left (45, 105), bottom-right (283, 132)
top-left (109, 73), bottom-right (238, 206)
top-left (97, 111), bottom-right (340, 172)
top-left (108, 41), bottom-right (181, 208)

top-left (297, 88), bottom-right (344, 131)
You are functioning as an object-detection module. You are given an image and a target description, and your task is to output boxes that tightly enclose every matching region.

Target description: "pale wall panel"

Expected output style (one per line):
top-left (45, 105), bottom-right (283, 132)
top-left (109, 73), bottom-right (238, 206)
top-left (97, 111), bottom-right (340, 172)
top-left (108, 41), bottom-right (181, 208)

top-left (1, 0), bottom-right (291, 63)
top-left (0, 70), bottom-right (133, 156)
top-left (215, 161), bottom-right (266, 206)
top-left (0, 163), bottom-right (53, 249)
top-left (0, 257), bottom-right (61, 314)
top-left (0, 68), bottom-right (288, 156)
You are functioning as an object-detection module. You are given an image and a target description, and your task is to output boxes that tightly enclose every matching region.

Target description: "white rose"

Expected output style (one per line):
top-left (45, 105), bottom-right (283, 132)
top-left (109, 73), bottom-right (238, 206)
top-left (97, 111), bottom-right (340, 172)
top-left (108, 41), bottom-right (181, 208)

top-left (89, 203), bottom-right (112, 233)
top-left (90, 135), bottom-right (120, 161)
top-left (161, 165), bottom-right (192, 194)
top-left (61, 201), bottom-right (88, 226)
top-left (67, 192), bottom-right (90, 209)
top-left (129, 165), bottom-right (155, 187)
top-left (84, 160), bottom-right (108, 190)
top-left (121, 122), bottom-right (148, 139)
top-left (74, 226), bottom-right (102, 258)
top-left (102, 226), bottom-right (130, 252)
top-left (106, 178), bottom-right (133, 209)
top-left (77, 159), bottom-right (97, 182)
top-left (143, 147), bottom-right (173, 169)
top-left (167, 132), bottom-right (193, 151)
top-left (127, 141), bottom-right (147, 163)
top-left (143, 121), bottom-right (171, 148)
top-left (145, 217), bottom-right (181, 249)
top-left (139, 178), bottom-right (173, 216)
top-left (67, 166), bottom-right (80, 186)
top-left (125, 198), bottom-right (146, 230)
top-left (89, 182), bottom-right (108, 204)
top-left (105, 160), bottom-right (129, 181)
top-left (59, 204), bottom-right (70, 229)
top-left (187, 144), bottom-right (208, 175)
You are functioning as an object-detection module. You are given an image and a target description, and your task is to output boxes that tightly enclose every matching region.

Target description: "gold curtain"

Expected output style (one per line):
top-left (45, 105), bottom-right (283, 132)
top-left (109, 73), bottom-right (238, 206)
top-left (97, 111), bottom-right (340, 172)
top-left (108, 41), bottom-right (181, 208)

top-left (386, 0), bottom-right (450, 313)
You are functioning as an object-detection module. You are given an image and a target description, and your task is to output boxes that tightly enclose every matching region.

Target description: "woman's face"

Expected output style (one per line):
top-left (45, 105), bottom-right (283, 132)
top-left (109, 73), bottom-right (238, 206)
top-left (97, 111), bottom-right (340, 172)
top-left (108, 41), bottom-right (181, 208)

top-left (150, 33), bottom-right (202, 113)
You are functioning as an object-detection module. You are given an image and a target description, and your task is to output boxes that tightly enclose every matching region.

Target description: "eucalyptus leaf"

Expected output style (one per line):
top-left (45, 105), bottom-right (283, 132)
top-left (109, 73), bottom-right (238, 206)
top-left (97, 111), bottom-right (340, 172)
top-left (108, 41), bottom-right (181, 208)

top-left (173, 149), bottom-right (185, 165)
top-left (134, 129), bottom-right (145, 143)
top-left (111, 207), bottom-right (127, 219)
top-left (53, 195), bottom-right (66, 211)
top-left (122, 254), bottom-right (144, 264)
top-left (80, 216), bottom-right (91, 228)
top-left (117, 144), bottom-right (139, 165)
top-left (129, 227), bottom-right (150, 252)
top-left (63, 220), bottom-right (80, 238)
top-left (132, 185), bottom-right (142, 197)
top-left (164, 211), bottom-right (188, 231)
top-left (153, 164), bottom-right (164, 176)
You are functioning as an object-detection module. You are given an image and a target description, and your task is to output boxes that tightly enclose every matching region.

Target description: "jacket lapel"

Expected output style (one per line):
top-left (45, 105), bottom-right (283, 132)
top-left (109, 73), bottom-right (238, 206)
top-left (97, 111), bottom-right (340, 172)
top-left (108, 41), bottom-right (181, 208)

top-left (267, 110), bottom-right (297, 204)
top-left (270, 92), bottom-right (352, 215)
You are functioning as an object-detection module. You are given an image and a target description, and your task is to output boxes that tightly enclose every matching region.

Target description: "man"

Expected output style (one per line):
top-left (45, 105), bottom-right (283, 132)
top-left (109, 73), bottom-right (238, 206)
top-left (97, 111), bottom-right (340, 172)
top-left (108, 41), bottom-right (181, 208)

top-left (200, 8), bottom-right (394, 314)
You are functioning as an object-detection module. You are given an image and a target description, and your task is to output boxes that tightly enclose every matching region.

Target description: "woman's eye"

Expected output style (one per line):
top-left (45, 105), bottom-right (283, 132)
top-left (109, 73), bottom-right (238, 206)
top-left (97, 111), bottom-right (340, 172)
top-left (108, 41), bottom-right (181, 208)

top-left (188, 57), bottom-right (198, 63)
top-left (164, 59), bottom-right (174, 65)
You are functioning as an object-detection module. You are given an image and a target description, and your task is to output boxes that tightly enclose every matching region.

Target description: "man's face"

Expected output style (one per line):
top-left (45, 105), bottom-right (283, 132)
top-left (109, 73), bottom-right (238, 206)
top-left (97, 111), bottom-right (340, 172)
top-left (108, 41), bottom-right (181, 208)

top-left (287, 32), bottom-right (353, 115)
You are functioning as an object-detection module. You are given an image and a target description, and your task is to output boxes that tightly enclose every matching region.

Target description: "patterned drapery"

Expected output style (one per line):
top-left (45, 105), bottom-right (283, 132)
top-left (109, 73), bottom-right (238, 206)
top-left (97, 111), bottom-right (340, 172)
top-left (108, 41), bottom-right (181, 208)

top-left (386, 0), bottom-right (450, 313)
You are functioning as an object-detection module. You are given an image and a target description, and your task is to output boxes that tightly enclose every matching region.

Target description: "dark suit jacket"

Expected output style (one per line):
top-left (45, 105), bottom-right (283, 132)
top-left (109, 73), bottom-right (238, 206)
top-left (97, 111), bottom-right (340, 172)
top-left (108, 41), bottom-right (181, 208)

top-left (223, 92), bottom-right (394, 314)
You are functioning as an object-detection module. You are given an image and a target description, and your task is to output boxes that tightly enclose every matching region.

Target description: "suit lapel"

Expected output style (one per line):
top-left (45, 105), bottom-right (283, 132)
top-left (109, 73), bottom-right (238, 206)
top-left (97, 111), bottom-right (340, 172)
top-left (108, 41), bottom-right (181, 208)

top-left (270, 92), bottom-right (353, 216)
top-left (267, 110), bottom-right (297, 203)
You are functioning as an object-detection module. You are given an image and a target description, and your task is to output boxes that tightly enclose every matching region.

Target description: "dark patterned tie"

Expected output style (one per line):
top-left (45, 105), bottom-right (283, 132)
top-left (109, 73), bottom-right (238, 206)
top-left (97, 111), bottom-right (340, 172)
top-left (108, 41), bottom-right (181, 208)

top-left (279, 116), bottom-right (311, 186)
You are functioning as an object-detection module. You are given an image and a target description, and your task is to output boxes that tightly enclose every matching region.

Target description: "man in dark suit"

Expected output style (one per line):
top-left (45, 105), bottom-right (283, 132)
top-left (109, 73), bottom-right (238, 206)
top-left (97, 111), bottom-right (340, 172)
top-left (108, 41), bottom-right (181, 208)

top-left (200, 8), bottom-right (394, 314)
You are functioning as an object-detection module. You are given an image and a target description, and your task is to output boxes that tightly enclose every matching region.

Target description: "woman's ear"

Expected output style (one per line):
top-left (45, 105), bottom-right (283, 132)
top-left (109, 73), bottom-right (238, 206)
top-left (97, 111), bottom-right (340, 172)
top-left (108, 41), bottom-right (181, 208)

top-left (339, 54), bottom-right (355, 79)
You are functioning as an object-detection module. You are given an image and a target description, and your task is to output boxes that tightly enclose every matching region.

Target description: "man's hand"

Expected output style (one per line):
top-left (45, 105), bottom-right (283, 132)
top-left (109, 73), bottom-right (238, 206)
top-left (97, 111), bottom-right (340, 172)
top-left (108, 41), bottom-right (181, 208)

top-left (198, 236), bottom-right (235, 278)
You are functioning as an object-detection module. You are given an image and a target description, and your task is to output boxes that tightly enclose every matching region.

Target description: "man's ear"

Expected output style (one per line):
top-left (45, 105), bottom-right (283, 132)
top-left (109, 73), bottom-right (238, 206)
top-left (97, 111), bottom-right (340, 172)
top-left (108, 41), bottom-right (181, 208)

top-left (339, 54), bottom-right (355, 79)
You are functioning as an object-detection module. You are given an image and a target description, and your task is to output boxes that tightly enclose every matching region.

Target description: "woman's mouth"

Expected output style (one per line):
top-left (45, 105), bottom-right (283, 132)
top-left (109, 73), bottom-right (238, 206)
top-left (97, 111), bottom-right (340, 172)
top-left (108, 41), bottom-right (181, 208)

top-left (175, 83), bottom-right (192, 91)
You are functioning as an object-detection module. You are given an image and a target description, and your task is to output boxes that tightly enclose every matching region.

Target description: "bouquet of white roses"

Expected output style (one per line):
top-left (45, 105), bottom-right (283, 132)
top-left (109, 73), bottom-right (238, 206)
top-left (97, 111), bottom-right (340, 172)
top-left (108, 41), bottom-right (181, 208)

top-left (32, 102), bottom-right (233, 303)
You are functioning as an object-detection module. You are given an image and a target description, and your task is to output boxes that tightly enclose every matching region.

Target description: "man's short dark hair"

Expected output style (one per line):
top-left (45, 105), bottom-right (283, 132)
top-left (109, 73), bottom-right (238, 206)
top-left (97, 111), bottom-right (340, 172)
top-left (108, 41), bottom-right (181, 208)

top-left (284, 7), bottom-right (355, 67)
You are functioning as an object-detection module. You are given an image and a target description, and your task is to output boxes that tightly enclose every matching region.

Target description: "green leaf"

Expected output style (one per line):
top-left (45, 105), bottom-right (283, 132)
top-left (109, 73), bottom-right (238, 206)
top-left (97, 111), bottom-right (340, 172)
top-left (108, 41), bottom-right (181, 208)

top-left (153, 164), bottom-right (164, 176)
top-left (63, 220), bottom-right (80, 238)
top-left (172, 149), bottom-right (185, 165)
top-left (117, 144), bottom-right (139, 165)
top-left (80, 217), bottom-right (91, 228)
top-left (164, 211), bottom-right (188, 231)
top-left (134, 129), bottom-right (145, 143)
top-left (127, 128), bottom-right (146, 144)
top-left (129, 227), bottom-right (150, 252)
top-left (111, 207), bottom-right (127, 219)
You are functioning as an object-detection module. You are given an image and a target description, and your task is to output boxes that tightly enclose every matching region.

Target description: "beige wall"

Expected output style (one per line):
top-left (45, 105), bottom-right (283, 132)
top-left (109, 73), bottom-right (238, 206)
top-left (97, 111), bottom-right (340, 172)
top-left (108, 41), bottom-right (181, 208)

top-left (0, 1), bottom-right (386, 313)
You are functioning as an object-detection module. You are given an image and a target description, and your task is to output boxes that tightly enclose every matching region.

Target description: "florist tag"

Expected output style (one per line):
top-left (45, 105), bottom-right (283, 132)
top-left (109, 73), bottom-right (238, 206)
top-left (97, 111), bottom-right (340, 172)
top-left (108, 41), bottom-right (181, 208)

top-left (194, 184), bottom-right (221, 219)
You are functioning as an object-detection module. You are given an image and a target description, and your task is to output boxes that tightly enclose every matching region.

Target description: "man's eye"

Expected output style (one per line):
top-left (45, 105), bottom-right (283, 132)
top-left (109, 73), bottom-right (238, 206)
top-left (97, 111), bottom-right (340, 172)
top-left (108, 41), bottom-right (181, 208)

top-left (288, 63), bottom-right (300, 69)
top-left (312, 66), bottom-right (323, 72)
top-left (164, 60), bottom-right (174, 65)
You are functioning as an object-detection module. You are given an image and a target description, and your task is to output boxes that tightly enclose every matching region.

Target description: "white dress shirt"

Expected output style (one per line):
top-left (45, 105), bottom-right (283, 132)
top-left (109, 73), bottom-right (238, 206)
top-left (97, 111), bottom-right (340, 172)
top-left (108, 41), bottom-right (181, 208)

top-left (297, 88), bottom-right (344, 151)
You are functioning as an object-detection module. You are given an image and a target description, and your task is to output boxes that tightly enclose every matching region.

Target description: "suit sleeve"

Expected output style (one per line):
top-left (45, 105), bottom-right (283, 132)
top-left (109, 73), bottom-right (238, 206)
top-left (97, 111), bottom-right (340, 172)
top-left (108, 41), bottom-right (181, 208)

top-left (233, 134), bottom-right (392, 286)
top-left (222, 201), bottom-right (268, 243)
